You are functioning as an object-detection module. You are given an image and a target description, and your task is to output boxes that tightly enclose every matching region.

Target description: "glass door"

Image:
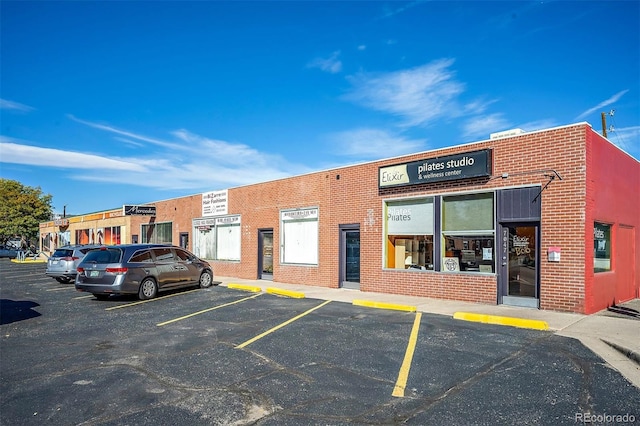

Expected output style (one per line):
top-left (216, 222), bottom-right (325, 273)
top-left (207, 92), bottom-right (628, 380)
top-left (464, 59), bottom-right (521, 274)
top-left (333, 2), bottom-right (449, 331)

top-left (258, 230), bottom-right (273, 280)
top-left (500, 223), bottom-right (539, 308)
top-left (340, 225), bottom-right (360, 290)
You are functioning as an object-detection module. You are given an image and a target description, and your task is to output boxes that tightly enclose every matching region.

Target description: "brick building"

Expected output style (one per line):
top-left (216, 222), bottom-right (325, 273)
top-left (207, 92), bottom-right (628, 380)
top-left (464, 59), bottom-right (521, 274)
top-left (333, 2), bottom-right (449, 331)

top-left (40, 122), bottom-right (639, 314)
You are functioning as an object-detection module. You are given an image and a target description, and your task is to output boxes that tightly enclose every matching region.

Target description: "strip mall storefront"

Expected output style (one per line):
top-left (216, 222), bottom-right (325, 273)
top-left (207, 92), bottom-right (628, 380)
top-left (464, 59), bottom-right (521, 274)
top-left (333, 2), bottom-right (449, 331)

top-left (40, 123), bottom-right (639, 314)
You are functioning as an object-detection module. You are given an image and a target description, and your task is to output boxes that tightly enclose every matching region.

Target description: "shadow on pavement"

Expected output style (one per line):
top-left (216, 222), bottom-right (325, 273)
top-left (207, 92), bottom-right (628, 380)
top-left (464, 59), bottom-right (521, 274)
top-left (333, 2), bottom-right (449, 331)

top-left (0, 299), bottom-right (41, 325)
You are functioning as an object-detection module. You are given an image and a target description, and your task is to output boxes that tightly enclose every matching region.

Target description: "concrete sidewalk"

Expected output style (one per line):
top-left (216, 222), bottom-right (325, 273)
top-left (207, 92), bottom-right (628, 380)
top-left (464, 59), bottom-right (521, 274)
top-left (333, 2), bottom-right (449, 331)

top-left (215, 275), bottom-right (640, 389)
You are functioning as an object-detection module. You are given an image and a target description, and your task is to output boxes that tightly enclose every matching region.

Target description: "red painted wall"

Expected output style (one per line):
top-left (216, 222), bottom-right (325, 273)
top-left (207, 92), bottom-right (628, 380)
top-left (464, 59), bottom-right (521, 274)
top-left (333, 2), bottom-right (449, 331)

top-left (585, 131), bottom-right (640, 313)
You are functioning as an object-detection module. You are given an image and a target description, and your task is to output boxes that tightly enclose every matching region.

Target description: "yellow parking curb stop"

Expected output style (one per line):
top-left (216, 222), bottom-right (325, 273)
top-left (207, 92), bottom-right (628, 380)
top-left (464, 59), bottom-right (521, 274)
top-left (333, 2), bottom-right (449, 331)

top-left (227, 283), bottom-right (263, 293)
top-left (453, 312), bottom-right (549, 330)
top-left (353, 300), bottom-right (417, 312)
top-left (266, 287), bottom-right (305, 299)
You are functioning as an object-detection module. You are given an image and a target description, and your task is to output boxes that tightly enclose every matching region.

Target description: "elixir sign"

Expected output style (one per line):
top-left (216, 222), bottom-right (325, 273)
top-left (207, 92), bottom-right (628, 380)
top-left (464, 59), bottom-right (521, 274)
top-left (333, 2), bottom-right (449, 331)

top-left (379, 149), bottom-right (491, 188)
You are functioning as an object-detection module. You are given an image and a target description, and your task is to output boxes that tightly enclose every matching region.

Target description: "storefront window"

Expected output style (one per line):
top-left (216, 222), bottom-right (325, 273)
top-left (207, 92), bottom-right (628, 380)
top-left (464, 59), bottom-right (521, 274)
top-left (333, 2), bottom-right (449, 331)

top-left (142, 222), bottom-right (172, 244)
top-left (594, 222), bottom-right (611, 272)
top-left (103, 226), bottom-right (122, 245)
top-left (281, 208), bottom-right (318, 265)
top-left (442, 193), bottom-right (495, 273)
top-left (385, 198), bottom-right (434, 270)
top-left (215, 216), bottom-right (241, 261)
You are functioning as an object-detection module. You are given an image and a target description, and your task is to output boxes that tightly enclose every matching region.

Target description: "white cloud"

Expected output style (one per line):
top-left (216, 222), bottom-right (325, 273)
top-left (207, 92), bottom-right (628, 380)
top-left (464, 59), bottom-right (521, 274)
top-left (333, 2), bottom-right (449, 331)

top-left (0, 99), bottom-right (35, 112)
top-left (327, 128), bottom-right (426, 159)
top-left (462, 114), bottom-right (512, 140)
top-left (0, 120), bottom-right (312, 191)
top-left (607, 125), bottom-right (640, 157)
top-left (307, 51), bottom-right (342, 74)
top-left (0, 137), bottom-right (141, 171)
top-left (342, 59), bottom-right (464, 127)
top-left (517, 119), bottom-right (559, 133)
top-left (575, 90), bottom-right (629, 120)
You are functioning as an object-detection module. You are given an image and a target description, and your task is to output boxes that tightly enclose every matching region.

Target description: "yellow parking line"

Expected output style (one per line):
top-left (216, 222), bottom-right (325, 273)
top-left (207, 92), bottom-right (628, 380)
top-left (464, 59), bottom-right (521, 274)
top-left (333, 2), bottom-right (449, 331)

top-left (73, 295), bottom-right (94, 300)
top-left (236, 300), bottom-right (332, 349)
top-left (105, 289), bottom-right (201, 310)
top-left (46, 287), bottom-right (74, 292)
top-left (392, 312), bottom-right (422, 398)
top-left (156, 293), bottom-right (262, 326)
top-left (453, 312), bottom-right (549, 331)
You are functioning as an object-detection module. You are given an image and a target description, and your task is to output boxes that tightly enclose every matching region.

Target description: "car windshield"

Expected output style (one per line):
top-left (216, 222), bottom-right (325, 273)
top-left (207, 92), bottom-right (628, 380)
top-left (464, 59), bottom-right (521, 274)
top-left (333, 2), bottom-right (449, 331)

top-left (82, 248), bottom-right (122, 264)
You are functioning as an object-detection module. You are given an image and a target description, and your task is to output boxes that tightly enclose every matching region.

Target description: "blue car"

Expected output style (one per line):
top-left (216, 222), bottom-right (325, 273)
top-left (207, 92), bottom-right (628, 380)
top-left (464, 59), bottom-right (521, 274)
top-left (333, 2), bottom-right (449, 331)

top-left (0, 245), bottom-right (19, 259)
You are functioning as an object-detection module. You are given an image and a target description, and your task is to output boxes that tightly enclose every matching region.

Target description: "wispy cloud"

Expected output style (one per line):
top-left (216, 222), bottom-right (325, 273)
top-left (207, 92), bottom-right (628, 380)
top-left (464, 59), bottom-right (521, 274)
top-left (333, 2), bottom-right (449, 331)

top-left (342, 59), bottom-right (464, 127)
top-left (379, 0), bottom-right (428, 20)
top-left (0, 99), bottom-right (35, 112)
top-left (462, 114), bottom-right (512, 140)
top-left (607, 125), bottom-right (640, 157)
top-left (307, 51), bottom-right (342, 74)
top-left (0, 119), bottom-right (312, 191)
top-left (0, 137), bottom-right (140, 171)
top-left (575, 90), bottom-right (629, 120)
top-left (327, 128), bottom-right (426, 159)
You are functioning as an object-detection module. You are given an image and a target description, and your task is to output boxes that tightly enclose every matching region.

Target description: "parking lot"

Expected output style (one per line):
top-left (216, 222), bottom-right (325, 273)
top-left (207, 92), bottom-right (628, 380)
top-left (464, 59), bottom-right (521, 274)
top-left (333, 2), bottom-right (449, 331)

top-left (1, 259), bottom-right (639, 425)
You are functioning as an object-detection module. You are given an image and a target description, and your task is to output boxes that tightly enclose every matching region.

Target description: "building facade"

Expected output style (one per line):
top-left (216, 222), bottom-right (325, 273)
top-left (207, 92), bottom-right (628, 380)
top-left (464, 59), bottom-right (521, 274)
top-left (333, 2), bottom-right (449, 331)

top-left (39, 123), bottom-right (639, 314)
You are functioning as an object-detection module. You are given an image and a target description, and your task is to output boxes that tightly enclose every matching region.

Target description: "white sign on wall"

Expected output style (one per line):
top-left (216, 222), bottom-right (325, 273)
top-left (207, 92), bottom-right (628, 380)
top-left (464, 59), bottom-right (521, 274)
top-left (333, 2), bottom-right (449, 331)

top-left (202, 190), bottom-right (228, 217)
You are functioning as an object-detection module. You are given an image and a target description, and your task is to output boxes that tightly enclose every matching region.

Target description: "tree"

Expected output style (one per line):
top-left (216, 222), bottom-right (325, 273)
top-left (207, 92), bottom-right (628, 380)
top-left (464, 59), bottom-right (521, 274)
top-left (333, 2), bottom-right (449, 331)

top-left (0, 179), bottom-right (53, 245)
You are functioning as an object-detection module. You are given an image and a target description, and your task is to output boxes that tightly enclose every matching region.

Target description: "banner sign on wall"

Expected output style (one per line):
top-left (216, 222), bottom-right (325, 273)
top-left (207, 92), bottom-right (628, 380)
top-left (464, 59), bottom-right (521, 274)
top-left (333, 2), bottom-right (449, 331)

top-left (202, 190), bottom-right (228, 217)
top-left (379, 149), bottom-right (492, 188)
top-left (123, 205), bottom-right (156, 216)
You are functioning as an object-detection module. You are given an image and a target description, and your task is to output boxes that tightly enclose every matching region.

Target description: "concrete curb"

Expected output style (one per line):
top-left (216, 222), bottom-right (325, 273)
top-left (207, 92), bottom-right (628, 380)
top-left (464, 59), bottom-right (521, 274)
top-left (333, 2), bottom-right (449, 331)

top-left (266, 287), bottom-right (305, 299)
top-left (227, 283), bottom-right (262, 293)
top-left (453, 312), bottom-right (550, 331)
top-left (353, 300), bottom-right (417, 312)
top-left (602, 339), bottom-right (640, 366)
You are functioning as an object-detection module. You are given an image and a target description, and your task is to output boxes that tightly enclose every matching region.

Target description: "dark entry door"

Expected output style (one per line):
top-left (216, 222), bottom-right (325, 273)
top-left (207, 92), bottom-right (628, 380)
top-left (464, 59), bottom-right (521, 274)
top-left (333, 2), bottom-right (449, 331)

top-left (340, 225), bottom-right (360, 290)
top-left (499, 223), bottom-right (539, 308)
top-left (258, 230), bottom-right (273, 280)
top-left (179, 232), bottom-right (189, 249)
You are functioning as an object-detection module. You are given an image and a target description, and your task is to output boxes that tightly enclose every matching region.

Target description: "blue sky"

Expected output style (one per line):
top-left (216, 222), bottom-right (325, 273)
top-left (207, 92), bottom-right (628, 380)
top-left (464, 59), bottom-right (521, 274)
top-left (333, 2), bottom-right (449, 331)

top-left (1, 0), bottom-right (638, 215)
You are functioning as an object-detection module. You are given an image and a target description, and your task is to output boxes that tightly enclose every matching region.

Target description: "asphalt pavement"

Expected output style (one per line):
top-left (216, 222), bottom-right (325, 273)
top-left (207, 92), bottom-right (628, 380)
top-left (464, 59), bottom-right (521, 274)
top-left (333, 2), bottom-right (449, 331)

top-left (213, 275), bottom-right (640, 390)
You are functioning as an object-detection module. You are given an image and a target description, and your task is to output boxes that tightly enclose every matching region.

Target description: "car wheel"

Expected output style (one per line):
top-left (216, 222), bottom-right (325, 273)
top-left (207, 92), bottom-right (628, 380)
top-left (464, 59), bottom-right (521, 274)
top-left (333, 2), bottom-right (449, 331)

top-left (138, 278), bottom-right (158, 300)
top-left (199, 271), bottom-right (213, 288)
top-left (55, 277), bottom-right (66, 283)
top-left (94, 294), bottom-right (110, 301)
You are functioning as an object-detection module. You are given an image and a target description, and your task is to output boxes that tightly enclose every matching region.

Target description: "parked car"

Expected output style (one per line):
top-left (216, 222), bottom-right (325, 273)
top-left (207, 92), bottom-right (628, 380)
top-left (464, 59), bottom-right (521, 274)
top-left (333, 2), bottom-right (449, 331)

top-left (0, 245), bottom-right (19, 259)
top-left (46, 244), bottom-right (103, 283)
top-left (75, 244), bottom-right (215, 300)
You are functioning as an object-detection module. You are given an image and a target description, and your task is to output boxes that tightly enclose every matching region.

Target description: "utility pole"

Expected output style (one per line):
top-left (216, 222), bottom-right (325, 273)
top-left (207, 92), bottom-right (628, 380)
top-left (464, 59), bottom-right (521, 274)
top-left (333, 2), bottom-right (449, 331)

top-left (601, 112), bottom-right (607, 138)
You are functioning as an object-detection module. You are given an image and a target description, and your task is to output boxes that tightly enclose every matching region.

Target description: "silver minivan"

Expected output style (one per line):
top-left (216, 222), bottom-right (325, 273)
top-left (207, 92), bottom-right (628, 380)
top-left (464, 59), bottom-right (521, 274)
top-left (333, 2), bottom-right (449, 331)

top-left (75, 244), bottom-right (214, 300)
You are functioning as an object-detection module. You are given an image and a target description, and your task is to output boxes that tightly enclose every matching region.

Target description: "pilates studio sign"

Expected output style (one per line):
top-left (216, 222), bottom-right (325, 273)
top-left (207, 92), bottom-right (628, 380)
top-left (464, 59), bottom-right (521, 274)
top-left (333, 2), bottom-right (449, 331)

top-left (379, 149), bottom-right (492, 188)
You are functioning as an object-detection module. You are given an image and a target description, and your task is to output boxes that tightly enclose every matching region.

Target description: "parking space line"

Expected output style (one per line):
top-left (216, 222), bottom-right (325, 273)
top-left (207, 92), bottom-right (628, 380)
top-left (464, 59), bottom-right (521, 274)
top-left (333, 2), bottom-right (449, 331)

top-left (46, 287), bottom-right (75, 292)
top-left (392, 312), bottom-right (422, 398)
top-left (236, 300), bottom-right (332, 349)
top-left (105, 289), bottom-right (201, 310)
top-left (156, 293), bottom-right (262, 326)
top-left (73, 295), bottom-right (94, 300)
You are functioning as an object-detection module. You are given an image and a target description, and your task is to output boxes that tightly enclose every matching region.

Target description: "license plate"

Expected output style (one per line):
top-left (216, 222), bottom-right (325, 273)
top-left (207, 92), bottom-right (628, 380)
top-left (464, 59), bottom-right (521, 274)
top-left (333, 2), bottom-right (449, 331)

top-left (89, 270), bottom-right (99, 277)
top-left (52, 260), bottom-right (59, 265)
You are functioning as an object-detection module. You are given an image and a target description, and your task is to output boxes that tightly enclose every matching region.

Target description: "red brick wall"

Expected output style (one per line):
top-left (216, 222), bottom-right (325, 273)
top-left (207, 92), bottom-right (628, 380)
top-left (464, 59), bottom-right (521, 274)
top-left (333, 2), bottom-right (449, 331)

top-left (586, 130), bottom-right (640, 312)
top-left (208, 123), bottom-right (598, 312)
